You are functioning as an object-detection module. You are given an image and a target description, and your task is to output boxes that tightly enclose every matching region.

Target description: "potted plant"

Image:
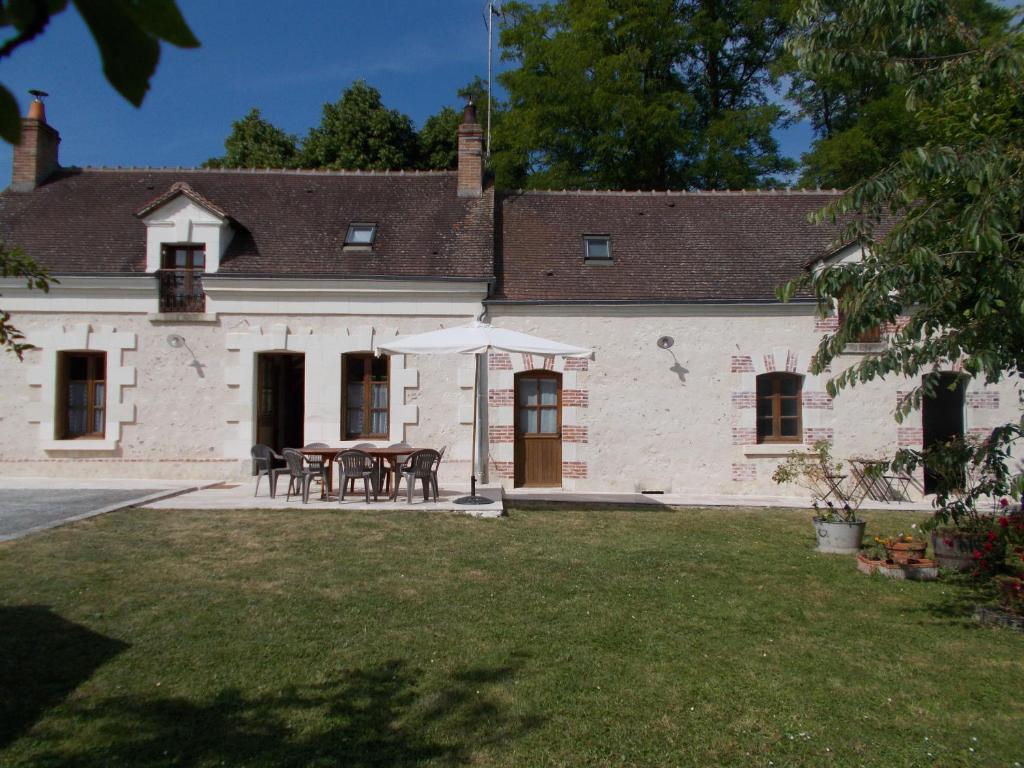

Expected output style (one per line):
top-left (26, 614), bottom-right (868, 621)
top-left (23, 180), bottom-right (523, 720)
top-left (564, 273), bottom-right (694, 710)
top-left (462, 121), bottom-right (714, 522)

top-left (876, 532), bottom-right (928, 564)
top-left (772, 441), bottom-right (866, 554)
top-left (895, 432), bottom-right (1020, 572)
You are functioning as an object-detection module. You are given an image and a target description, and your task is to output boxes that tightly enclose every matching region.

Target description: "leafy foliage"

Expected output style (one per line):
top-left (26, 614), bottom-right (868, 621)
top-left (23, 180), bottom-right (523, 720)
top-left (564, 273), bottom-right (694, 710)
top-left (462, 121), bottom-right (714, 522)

top-left (203, 108), bottom-right (298, 169)
top-left (771, 439), bottom-right (864, 518)
top-left (497, 0), bottom-right (794, 190)
top-left (779, 0), bottom-right (1024, 529)
top-left (300, 80), bottom-right (420, 171)
top-left (788, 0), bottom-right (1011, 188)
top-left (0, 0), bottom-right (199, 144)
top-left (0, 240), bottom-right (50, 358)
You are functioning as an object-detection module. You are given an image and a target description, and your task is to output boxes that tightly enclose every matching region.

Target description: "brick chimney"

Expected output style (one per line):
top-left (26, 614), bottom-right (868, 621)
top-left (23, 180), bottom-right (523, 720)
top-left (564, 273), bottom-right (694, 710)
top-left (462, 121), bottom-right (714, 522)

top-left (457, 101), bottom-right (483, 198)
top-left (12, 90), bottom-right (60, 192)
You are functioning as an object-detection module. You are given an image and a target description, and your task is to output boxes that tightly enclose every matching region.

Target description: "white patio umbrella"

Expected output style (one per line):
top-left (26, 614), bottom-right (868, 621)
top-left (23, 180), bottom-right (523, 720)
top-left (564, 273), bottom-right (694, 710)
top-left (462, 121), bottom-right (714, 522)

top-left (376, 320), bottom-right (592, 504)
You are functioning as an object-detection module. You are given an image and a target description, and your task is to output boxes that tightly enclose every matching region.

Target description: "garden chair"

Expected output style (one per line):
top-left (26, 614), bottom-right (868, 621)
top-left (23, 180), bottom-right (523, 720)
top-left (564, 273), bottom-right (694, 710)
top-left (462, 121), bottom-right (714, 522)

top-left (251, 444), bottom-right (287, 498)
top-left (336, 449), bottom-right (376, 504)
top-left (303, 442), bottom-right (331, 500)
top-left (281, 448), bottom-right (323, 504)
top-left (345, 443), bottom-right (376, 493)
top-left (430, 445), bottom-right (447, 499)
top-left (377, 441), bottom-right (412, 496)
top-left (397, 449), bottom-right (441, 503)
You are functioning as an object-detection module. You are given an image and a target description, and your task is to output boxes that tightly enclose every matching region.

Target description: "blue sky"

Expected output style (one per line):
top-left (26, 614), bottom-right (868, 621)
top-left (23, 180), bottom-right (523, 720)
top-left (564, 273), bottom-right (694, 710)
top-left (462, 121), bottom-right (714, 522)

top-left (0, 0), bottom-right (813, 184)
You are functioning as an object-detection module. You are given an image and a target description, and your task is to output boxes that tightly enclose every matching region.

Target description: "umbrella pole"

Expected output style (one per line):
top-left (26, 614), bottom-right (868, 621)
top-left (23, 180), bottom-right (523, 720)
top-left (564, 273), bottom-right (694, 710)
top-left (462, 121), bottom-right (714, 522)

top-left (455, 352), bottom-right (491, 505)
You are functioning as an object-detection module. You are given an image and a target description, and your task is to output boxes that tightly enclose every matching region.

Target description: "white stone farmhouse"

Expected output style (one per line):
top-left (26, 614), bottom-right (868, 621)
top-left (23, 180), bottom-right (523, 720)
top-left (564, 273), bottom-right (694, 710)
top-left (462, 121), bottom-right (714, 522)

top-left (0, 99), bottom-right (1017, 498)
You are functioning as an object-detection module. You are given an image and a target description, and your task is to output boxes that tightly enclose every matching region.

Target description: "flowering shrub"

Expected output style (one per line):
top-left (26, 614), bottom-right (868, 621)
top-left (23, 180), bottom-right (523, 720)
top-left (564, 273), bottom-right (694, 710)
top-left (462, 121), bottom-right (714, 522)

top-left (969, 498), bottom-right (1024, 578)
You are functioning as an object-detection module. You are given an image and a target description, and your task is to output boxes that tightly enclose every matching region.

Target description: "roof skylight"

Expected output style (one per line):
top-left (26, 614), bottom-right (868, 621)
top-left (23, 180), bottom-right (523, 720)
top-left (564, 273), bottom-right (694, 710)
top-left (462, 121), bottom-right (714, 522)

top-left (345, 223), bottom-right (377, 246)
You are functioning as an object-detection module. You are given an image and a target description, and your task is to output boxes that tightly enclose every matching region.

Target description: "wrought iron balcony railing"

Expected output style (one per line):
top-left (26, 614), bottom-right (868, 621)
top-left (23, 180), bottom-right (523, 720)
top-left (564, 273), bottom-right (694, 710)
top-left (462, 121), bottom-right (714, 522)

top-left (158, 269), bottom-right (205, 313)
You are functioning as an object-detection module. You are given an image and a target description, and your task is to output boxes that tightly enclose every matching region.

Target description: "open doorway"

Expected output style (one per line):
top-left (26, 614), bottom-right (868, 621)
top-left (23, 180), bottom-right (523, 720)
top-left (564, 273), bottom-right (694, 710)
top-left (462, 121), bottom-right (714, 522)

top-left (922, 372), bottom-right (965, 494)
top-left (255, 353), bottom-right (305, 453)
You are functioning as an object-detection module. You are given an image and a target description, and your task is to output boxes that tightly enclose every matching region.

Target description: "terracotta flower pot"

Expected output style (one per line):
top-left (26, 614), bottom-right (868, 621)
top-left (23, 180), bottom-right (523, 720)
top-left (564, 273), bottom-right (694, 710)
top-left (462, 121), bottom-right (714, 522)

top-left (884, 540), bottom-right (928, 564)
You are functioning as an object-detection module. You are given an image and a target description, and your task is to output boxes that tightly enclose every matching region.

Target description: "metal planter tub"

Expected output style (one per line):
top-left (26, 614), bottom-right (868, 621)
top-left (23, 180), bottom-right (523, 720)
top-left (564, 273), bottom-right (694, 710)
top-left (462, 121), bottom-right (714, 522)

top-left (813, 517), bottom-right (866, 555)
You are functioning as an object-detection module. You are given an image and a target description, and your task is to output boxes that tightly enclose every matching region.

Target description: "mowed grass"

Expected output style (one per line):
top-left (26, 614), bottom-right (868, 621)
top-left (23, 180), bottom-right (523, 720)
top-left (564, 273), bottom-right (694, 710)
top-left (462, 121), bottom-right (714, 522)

top-left (0, 506), bottom-right (1021, 768)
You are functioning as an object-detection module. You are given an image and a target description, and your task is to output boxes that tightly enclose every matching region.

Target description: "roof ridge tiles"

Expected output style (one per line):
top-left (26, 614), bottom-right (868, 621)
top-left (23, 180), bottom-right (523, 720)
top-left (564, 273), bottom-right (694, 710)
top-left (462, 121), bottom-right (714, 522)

top-left (505, 187), bottom-right (844, 196)
top-left (72, 166), bottom-right (455, 177)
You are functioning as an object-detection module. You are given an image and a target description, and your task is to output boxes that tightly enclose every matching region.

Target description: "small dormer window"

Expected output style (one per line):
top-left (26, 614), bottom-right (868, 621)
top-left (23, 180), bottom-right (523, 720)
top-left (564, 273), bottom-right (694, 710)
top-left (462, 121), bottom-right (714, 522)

top-left (345, 223), bottom-right (377, 247)
top-left (584, 235), bottom-right (612, 262)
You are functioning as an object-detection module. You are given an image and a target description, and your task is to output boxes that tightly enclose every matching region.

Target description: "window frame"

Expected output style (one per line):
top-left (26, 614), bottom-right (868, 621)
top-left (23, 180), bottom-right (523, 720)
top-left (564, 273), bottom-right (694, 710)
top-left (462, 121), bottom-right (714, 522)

top-left (756, 372), bottom-right (803, 444)
top-left (341, 352), bottom-right (390, 440)
top-left (57, 351), bottom-right (106, 439)
top-left (344, 223), bottom-right (378, 247)
top-left (583, 235), bottom-right (612, 262)
top-left (515, 372), bottom-right (562, 437)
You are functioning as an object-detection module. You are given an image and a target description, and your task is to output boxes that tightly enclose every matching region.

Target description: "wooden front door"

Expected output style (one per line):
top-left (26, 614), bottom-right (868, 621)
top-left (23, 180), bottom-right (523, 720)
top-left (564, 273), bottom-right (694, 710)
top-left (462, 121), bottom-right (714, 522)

top-left (922, 372), bottom-right (966, 494)
top-left (256, 352), bottom-right (305, 453)
top-left (514, 371), bottom-right (562, 487)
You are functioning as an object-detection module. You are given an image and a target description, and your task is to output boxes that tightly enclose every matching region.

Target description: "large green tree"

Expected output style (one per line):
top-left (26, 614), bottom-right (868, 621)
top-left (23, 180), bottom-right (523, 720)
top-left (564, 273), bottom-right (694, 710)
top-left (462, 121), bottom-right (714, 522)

top-left (300, 80), bottom-right (420, 171)
top-left (780, 0), bottom-right (1023, 488)
top-left (203, 108), bottom-right (298, 169)
top-left (788, 0), bottom-right (1010, 188)
top-left (417, 77), bottom-right (503, 172)
top-left (496, 0), bottom-right (794, 190)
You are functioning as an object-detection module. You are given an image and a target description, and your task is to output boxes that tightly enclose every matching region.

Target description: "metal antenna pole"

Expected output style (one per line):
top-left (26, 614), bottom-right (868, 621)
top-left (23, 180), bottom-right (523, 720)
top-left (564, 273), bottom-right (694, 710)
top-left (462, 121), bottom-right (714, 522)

top-left (486, 1), bottom-right (493, 159)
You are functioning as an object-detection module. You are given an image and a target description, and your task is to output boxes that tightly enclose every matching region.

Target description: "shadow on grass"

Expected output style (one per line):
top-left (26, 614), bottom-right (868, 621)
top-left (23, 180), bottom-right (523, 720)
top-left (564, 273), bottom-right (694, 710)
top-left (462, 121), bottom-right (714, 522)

top-left (0, 605), bottom-right (130, 749)
top-left (912, 575), bottom-right (996, 629)
top-left (24, 655), bottom-right (543, 767)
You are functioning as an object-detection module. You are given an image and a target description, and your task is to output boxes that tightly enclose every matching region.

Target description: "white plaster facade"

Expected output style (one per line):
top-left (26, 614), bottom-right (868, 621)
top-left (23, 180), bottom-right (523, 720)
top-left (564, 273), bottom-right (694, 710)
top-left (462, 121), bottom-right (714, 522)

top-left (1, 290), bottom-right (1019, 497)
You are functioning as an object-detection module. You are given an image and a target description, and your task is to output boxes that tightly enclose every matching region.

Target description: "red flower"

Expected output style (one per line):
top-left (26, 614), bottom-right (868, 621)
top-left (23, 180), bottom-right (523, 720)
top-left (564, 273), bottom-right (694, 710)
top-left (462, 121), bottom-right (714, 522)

top-left (999, 516), bottom-right (1010, 528)
top-left (944, 537), bottom-right (955, 547)
top-left (1000, 497), bottom-right (1009, 507)
top-left (983, 542), bottom-right (994, 552)
top-left (987, 531), bottom-right (998, 542)
top-left (973, 549), bottom-right (984, 559)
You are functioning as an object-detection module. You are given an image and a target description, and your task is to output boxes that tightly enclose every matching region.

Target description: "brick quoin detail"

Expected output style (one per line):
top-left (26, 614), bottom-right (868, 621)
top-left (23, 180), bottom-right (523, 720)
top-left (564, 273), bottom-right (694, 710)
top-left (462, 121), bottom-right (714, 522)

top-left (882, 316), bottom-right (911, 335)
top-left (731, 427), bottom-right (756, 445)
top-left (488, 388), bottom-right (514, 407)
top-left (785, 350), bottom-right (798, 372)
top-left (522, 354), bottom-right (534, 371)
top-left (897, 427), bottom-right (923, 447)
top-left (564, 358), bottom-right (589, 371)
top-left (488, 425), bottom-right (514, 443)
top-left (730, 355), bottom-right (754, 373)
top-left (763, 353), bottom-right (776, 372)
top-left (491, 461), bottom-right (514, 479)
top-left (814, 315), bottom-right (839, 333)
top-left (731, 463), bottom-right (756, 482)
top-left (488, 353), bottom-right (512, 371)
top-left (543, 357), bottom-right (555, 370)
top-left (804, 427), bottom-right (834, 444)
top-left (968, 427), bottom-right (992, 440)
top-left (803, 392), bottom-right (834, 410)
top-left (967, 391), bottom-right (999, 409)
top-left (731, 391), bottom-right (756, 409)
top-left (562, 461), bottom-right (588, 479)
top-left (562, 389), bottom-right (589, 407)
top-left (562, 425), bottom-right (588, 443)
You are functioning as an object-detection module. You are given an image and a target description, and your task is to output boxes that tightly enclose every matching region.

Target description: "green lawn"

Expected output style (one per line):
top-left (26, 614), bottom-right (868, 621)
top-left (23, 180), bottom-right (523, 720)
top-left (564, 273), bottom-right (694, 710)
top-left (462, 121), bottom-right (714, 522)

top-left (0, 505), bottom-right (1021, 767)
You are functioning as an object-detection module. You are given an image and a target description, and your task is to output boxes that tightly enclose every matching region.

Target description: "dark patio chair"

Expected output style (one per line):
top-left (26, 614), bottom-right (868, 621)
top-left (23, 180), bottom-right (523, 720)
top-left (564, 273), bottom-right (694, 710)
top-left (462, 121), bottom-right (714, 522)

top-left (346, 443), bottom-right (376, 493)
top-left (397, 449), bottom-right (441, 503)
top-left (251, 444), bottom-right (287, 498)
top-left (431, 445), bottom-right (447, 499)
top-left (378, 441), bottom-right (412, 496)
top-left (280, 448), bottom-right (324, 504)
top-left (303, 442), bottom-right (330, 499)
top-left (337, 449), bottom-right (376, 504)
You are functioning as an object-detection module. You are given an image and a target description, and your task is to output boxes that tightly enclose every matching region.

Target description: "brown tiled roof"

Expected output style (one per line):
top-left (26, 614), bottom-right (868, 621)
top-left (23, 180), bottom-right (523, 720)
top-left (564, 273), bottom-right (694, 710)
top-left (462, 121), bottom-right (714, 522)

top-left (135, 180), bottom-right (229, 219)
top-left (494, 190), bottom-right (853, 302)
top-left (0, 168), bottom-right (494, 279)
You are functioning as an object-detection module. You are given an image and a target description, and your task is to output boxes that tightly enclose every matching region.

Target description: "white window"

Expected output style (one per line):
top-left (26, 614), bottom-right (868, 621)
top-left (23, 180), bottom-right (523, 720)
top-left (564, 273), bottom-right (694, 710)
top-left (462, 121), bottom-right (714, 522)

top-left (345, 223), bottom-right (377, 246)
top-left (583, 235), bottom-right (611, 262)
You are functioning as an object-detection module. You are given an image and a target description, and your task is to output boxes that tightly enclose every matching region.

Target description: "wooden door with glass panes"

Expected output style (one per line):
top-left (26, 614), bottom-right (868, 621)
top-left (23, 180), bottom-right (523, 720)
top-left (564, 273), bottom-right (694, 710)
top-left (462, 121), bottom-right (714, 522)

top-left (514, 371), bottom-right (562, 487)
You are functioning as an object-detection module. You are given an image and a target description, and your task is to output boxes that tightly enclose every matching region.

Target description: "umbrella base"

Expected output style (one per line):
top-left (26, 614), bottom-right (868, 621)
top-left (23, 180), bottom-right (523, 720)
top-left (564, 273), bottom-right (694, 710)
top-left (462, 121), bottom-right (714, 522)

top-left (454, 494), bottom-right (493, 505)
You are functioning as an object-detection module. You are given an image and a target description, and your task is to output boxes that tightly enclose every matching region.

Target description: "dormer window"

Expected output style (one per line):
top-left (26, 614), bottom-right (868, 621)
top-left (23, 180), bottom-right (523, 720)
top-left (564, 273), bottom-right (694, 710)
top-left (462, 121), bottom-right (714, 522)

top-left (584, 235), bottom-right (612, 262)
top-left (345, 223), bottom-right (377, 247)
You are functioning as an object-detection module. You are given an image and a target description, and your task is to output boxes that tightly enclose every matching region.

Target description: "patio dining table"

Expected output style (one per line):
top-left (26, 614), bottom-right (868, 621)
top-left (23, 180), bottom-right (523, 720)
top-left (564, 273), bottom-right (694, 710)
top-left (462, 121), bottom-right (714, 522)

top-left (298, 446), bottom-right (415, 501)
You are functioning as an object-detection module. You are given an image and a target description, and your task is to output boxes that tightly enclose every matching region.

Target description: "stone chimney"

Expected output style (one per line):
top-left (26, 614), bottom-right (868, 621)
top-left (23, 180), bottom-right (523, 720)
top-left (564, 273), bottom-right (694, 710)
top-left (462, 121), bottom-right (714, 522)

top-left (457, 101), bottom-right (483, 198)
top-left (12, 90), bottom-right (60, 192)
